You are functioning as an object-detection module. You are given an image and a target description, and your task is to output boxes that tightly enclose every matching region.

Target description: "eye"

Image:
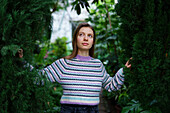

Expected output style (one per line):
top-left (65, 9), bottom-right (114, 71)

top-left (88, 34), bottom-right (93, 38)
top-left (79, 33), bottom-right (84, 37)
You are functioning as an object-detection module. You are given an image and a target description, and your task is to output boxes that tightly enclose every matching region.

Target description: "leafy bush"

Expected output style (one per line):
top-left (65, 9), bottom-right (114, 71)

top-left (116, 0), bottom-right (170, 112)
top-left (0, 0), bottom-right (54, 112)
top-left (33, 37), bottom-right (68, 68)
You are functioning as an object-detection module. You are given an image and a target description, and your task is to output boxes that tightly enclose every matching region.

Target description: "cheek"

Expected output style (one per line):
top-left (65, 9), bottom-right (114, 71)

top-left (77, 37), bottom-right (81, 42)
top-left (77, 37), bottom-right (82, 46)
top-left (89, 39), bottom-right (94, 45)
top-left (77, 37), bottom-right (81, 44)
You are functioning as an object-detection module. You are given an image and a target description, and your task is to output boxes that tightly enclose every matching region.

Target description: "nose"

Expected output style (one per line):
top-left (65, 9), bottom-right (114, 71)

top-left (84, 35), bottom-right (88, 41)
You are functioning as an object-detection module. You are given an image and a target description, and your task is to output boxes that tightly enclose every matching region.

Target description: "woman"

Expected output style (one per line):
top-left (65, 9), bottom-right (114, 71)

top-left (19, 23), bottom-right (131, 113)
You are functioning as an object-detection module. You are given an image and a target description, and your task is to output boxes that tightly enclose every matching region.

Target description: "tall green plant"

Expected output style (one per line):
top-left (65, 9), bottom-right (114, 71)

top-left (0, 0), bottom-right (54, 112)
top-left (116, 0), bottom-right (170, 112)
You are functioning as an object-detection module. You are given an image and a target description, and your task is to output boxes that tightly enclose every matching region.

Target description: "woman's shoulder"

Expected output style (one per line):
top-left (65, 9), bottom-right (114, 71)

top-left (53, 58), bottom-right (65, 63)
top-left (91, 57), bottom-right (101, 62)
top-left (89, 58), bottom-right (104, 65)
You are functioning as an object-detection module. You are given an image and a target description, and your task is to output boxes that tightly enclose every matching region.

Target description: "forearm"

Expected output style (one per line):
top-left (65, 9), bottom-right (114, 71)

top-left (102, 68), bottom-right (124, 92)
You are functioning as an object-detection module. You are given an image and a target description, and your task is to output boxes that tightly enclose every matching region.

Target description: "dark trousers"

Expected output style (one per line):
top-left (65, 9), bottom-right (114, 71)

top-left (60, 104), bottom-right (99, 113)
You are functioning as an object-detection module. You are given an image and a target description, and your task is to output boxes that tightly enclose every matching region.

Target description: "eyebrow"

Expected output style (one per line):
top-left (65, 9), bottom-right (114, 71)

top-left (79, 32), bottom-right (93, 35)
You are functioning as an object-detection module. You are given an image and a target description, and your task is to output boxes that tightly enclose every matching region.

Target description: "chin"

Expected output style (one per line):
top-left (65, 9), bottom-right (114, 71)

top-left (79, 47), bottom-right (91, 51)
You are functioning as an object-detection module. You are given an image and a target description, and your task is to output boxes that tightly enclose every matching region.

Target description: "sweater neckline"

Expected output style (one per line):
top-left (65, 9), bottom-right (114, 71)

top-left (75, 55), bottom-right (92, 61)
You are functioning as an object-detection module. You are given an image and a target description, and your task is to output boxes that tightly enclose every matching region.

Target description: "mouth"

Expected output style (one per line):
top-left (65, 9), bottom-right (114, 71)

top-left (82, 43), bottom-right (89, 46)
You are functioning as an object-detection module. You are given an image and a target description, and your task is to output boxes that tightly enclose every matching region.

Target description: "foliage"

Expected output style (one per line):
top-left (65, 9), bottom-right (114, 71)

top-left (33, 37), bottom-right (67, 68)
top-left (116, 0), bottom-right (170, 112)
top-left (121, 99), bottom-right (163, 113)
top-left (71, 0), bottom-right (106, 15)
top-left (121, 100), bottom-right (159, 113)
top-left (51, 0), bottom-right (69, 13)
top-left (121, 100), bottom-right (143, 113)
top-left (71, 0), bottom-right (90, 15)
top-left (0, 0), bottom-right (55, 112)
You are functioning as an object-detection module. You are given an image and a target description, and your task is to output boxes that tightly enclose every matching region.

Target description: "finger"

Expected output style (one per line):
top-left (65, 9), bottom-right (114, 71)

top-left (125, 60), bottom-right (130, 66)
top-left (126, 64), bottom-right (131, 68)
top-left (125, 60), bottom-right (129, 64)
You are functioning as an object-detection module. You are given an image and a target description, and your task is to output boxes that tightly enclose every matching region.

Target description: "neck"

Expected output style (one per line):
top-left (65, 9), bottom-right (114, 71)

top-left (77, 49), bottom-right (89, 56)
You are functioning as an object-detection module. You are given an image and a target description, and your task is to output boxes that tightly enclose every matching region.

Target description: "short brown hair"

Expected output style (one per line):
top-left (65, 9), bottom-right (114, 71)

top-left (65, 23), bottom-right (96, 59)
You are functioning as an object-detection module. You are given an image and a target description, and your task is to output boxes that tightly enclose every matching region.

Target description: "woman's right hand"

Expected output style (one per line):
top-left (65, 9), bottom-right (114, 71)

top-left (18, 49), bottom-right (23, 58)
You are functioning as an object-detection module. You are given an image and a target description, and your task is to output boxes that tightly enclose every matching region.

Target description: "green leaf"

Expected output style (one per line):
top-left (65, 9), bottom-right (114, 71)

top-left (80, 2), bottom-right (84, 8)
top-left (75, 4), bottom-right (81, 15)
top-left (121, 106), bottom-right (133, 113)
top-left (1, 45), bottom-right (20, 56)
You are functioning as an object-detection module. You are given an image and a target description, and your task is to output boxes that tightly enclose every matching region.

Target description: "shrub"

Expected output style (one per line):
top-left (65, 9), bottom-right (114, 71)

top-left (0, 0), bottom-right (54, 112)
top-left (116, 0), bottom-right (170, 112)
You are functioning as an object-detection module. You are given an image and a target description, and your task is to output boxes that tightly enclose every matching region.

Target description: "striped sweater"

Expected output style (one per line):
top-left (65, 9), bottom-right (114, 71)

top-left (42, 55), bottom-right (124, 106)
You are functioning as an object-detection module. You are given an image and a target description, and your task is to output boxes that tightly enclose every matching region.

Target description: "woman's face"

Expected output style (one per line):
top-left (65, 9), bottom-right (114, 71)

top-left (77, 27), bottom-right (94, 51)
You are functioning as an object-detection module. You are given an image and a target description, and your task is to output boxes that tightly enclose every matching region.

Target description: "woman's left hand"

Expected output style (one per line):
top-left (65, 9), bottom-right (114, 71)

top-left (125, 57), bottom-right (132, 68)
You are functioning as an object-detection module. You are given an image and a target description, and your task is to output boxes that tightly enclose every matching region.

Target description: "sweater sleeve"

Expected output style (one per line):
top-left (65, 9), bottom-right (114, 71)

top-left (41, 59), bottom-right (61, 83)
top-left (22, 59), bottom-right (61, 84)
top-left (102, 64), bottom-right (124, 92)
